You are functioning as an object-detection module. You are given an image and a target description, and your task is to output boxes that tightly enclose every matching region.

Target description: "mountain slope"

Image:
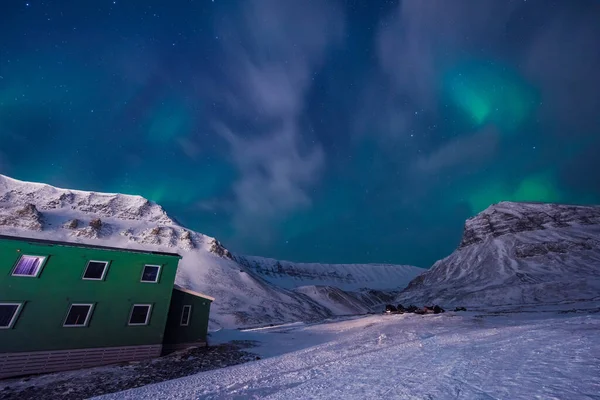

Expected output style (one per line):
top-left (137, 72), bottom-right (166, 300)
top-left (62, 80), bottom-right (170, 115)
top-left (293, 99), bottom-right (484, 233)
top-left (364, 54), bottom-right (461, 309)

top-left (0, 175), bottom-right (421, 328)
top-left (397, 201), bottom-right (600, 306)
top-left (236, 255), bottom-right (424, 314)
top-left (236, 255), bottom-right (421, 291)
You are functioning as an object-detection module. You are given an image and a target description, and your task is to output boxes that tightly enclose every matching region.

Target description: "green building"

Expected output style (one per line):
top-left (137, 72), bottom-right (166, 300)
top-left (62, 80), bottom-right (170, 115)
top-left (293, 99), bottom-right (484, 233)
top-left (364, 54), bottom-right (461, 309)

top-left (0, 235), bottom-right (213, 379)
top-left (164, 285), bottom-right (214, 353)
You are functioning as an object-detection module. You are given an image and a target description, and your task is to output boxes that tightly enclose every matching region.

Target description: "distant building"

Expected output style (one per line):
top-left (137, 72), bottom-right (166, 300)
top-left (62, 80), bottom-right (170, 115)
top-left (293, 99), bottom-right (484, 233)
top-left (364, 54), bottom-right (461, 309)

top-left (0, 235), bottom-right (213, 379)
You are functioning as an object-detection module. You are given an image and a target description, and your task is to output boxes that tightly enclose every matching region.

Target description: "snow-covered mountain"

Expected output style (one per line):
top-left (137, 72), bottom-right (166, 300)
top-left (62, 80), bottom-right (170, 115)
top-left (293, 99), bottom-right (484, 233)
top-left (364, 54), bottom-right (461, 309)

top-left (234, 255), bottom-right (421, 315)
top-left (397, 201), bottom-right (600, 307)
top-left (0, 175), bottom-right (423, 328)
top-left (236, 255), bottom-right (420, 291)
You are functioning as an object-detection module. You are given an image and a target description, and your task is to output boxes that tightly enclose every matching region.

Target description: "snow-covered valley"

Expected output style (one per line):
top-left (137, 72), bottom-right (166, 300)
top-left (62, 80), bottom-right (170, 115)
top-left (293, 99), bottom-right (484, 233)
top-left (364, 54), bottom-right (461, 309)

top-left (89, 304), bottom-right (600, 399)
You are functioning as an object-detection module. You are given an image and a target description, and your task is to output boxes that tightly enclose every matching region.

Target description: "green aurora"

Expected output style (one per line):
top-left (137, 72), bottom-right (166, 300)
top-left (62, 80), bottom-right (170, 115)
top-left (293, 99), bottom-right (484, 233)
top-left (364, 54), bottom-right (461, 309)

top-left (1, 1), bottom-right (599, 267)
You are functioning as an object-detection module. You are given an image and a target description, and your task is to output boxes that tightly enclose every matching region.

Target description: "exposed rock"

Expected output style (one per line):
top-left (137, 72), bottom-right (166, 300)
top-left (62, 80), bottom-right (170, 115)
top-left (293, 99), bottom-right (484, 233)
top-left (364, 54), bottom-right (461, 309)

top-left (179, 230), bottom-right (195, 250)
top-left (459, 202), bottom-right (600, 249)
top-left (514, 238), bottom-right (599, 258)
top-left (209, 239), bottom-right (233, 259)
top-left (63, 219), bottom-right (80, 229)
top-left (133, 226), bottom-right (176, 248)
top-left (47, 192), bottom-right (75, 209)
top-left (0, 176), bottom-right (173, 224)
top-left (89, 218), bottom-right (103, 230)
top-left (16, 204), bottom-right (40, 218)
top-left (70, 224), bottom-right (113, 239)
top-left (0, 204), bottom-right (43, 231)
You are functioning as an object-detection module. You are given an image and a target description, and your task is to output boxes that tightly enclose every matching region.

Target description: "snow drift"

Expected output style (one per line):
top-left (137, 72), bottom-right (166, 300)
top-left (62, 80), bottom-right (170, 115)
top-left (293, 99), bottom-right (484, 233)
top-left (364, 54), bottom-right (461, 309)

top-left (0, 174), bottom-right (423, 328)
top-left (397, 201), bottom-right (600, 307)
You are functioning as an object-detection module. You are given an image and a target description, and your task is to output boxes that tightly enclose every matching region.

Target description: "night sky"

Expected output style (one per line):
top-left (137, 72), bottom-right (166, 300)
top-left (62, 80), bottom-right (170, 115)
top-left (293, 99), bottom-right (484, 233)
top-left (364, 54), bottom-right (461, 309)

top-left (1, 1), bottom-right (599, 267)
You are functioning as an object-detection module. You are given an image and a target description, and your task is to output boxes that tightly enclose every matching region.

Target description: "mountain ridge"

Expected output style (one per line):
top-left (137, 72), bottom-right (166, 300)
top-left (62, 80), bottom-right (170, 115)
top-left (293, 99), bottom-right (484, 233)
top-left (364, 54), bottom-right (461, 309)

top-left (0, 174), bottom-right (424, 328)
top-left (397, 201), bottom-right (600, 306)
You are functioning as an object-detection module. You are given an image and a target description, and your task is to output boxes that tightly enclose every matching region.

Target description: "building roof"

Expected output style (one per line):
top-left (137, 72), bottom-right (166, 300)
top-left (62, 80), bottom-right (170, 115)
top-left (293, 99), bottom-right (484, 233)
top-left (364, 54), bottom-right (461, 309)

top-left (173, 285), bottom-right (215, 302)
top-left (0, 234), bottom-right (181, 258)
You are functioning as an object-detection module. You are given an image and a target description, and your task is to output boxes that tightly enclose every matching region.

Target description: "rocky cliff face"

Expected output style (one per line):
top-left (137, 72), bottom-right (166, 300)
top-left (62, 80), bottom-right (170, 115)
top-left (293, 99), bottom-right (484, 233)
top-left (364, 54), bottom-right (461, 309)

top-left (0, 179), bottom-right (172, 223)
top-left (398, 201), bottom-right (600, 307)
top-left (459, 202), bottom-right (600, 248)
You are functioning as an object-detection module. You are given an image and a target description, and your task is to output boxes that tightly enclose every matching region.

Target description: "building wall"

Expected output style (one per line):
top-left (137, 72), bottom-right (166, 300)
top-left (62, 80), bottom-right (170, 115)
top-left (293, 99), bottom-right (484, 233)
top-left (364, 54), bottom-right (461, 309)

top-left (0, 237), bottom-right (180, 354)
top-left (163, 289), bottom-right (212, 350)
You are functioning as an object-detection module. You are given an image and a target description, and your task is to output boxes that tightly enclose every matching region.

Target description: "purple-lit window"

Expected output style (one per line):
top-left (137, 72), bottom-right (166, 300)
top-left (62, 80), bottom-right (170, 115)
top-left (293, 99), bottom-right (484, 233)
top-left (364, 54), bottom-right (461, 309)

top-left (12, 255), bottom-right (46, 277)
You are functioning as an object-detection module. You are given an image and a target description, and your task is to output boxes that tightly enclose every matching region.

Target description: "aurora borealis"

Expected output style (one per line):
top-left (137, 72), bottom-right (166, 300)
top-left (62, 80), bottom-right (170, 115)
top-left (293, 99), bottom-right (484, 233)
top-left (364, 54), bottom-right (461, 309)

top-left (1, 1), bottom-right (599, 267)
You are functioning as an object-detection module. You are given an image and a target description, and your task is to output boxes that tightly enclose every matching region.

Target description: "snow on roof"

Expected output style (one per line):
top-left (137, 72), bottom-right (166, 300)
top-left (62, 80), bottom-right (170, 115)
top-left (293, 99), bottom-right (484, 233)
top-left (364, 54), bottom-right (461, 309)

top-left (173, 284), bottom-right (215, 302)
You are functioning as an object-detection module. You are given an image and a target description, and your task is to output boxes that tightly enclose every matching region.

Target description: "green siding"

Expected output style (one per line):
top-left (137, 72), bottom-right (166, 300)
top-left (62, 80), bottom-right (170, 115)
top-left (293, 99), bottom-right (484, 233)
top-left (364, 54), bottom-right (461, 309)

top-left (0, 237), bottom-right (181, 353)
top-left (163, 289), bottom-right (212, 345)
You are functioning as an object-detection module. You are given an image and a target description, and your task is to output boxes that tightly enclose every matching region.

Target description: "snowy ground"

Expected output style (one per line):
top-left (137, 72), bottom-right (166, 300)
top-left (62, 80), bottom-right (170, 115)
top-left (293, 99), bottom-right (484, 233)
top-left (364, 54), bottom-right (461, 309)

top-left (95, 303), bottom-right (600, 399)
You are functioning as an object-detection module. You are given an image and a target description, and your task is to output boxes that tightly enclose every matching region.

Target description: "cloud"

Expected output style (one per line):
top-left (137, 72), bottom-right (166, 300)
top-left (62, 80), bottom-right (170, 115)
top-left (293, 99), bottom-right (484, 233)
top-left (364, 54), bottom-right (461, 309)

top-left (414, 127), bottom-right (499, 174)
top-left (371, 1), bottom-right (600, 138)
top-left (353, 1), bottom-right (521, 147)
top-left (218, 121), bottom-right (324, 222)
top-left (523, 6), bottom-right (600, 133)
top-left (377, 1), bottom-right (518, 110)
top-left (212, 0), bottom-right (344, 239)
top-left (360, 0), bottom-right (600, 208)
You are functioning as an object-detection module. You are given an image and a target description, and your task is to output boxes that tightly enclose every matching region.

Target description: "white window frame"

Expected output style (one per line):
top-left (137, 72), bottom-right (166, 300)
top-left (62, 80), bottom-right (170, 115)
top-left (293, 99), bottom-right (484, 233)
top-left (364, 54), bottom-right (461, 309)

top-left (11, 255), bottom-right (47, 278)
top-left (82, 260), bottom-right (110, 281)
top-left (0, 302), bottom-right (24, 329)
top-left (180, 305), bottom-right (192, 326)
top-left (140, 265), bottom-right (162, 283)
top-left (63, 303), bottom-right (95, 328)
top-left (128, 304), bottom-right (152, 326)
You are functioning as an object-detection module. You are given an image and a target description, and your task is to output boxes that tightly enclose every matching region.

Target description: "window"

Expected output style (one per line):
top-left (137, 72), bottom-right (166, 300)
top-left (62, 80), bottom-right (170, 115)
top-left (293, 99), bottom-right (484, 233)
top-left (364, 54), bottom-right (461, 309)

top-left (12, 255), bottom-right (46, 277)
top-left (83, 261), bottom-right (109, 280)
top-left (140, 265), bottom-right (161, 283)
top-left (180, 305), bottom-right (192, 326)
top-left (64, 304), bottom-right (94, 327)
top-left (0, 303), bottom-right (23, 329)
top-left (128, 304), bottom-right (152, 325)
